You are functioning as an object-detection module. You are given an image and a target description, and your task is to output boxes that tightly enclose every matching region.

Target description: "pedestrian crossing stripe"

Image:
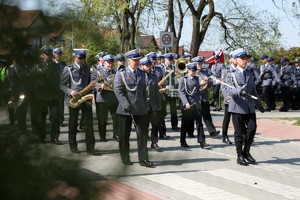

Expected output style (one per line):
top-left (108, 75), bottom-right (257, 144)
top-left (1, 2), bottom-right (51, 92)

top-left (204, 169), bottom-right (300, 200)
top-left (141, 173), bottom-right (249, 200)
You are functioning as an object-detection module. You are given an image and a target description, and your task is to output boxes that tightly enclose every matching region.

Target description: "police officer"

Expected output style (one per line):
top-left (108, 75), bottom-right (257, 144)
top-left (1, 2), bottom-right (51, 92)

top-left (94, 52), bottom-right (107, 69)
top-left (146, 52), bottom-right (169, 139)
top-left (162, 53), bottom-right (180, 130)
top-left (53, 48), bottom-right (68, 127)
top-left (5, 55), bottom-right (29, 132)
top-left (114, 49), bottom-right (153, 167)
top-left (293, 59), bottom-right (300, 110)
top-left (192, 56), bottom-right (220, 139)
top-left (178, 62), bottom-right (207, 148)
top-left (92, 54), bottom-right (118, 142)
top-left (279, 58), bottom-right (297, 111)
top-left (259, 55), bottom-right (281, 112)
top-left (183, 52), bottom-right (192, 62)
top-left (60, 51), bottom-right (96, 154)
top-left (140, 56), bottom-right (162, 151)
top-left (32, 45), bottom-right (61, 144)
top-left (220, 51), bottom-right (237, 145)
top-left (246, 56), bottom-right (260, 86)
top-left (225, 49), bottom-right (264, 166)
top-left (115, 53), bottom-right (126, 71)
top-left (211, 55), bottom-right (225, 111)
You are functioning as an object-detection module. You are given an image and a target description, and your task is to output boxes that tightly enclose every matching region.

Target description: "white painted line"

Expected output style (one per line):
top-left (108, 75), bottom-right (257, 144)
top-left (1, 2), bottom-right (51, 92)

top-left (141, 173), bottom-right (249, 200)
top-left (204, 169), bottom-right (300, 199)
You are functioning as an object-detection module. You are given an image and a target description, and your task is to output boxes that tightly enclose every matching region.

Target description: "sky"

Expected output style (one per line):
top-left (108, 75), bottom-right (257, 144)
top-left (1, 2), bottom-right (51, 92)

top-left (7, 0), bottom-right (300, 51)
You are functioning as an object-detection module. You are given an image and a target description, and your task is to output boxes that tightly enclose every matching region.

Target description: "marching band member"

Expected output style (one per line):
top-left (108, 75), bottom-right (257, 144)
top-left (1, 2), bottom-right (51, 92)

top-left (60, 51), bottom-right (96, 154)
top-left (211, 55), bottom-right (225, 111)
top-left (114, 49), bottom-right (153, 167)
top-left (92, 54), bottom-right (119, 142)
top-left (225, 49), bottom-right (264, 166)
top-left (140, 56), bottom-right (162, 151)
top-left (178, 62), bottom-right (207, 148)
top-left (192, 56), bottom-right (220, 139)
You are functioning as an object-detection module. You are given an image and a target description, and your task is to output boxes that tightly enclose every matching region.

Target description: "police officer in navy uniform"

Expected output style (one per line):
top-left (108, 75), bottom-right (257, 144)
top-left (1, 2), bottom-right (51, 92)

top-left (92, 54), bottom-right (119, 142)
top-left (259, 55), bottom-right (281, 111)
top-left (146, 52), bottom-right (169, 139)
top-left (31, 45), bottom-right (61, 144)
top-left (178, 62), bottom-right (207, 148)
top-left (192, 56), bottom-right (220, 139)
top-left (220, 51), bottom-right (237, 145)
top-left (225, 49), bottom-right (264, 166)
top-left (293, 59), bottom-right (300, 110)
top-left (114, 49), bottom-right (153, 167)
top-left (5, 55), bottom-right (29, 133)
top-left (60, 51), bottom-right (96, 154)
top-left (162, 53), bottom-right (180, 130)
top-left (115, 53), bottom-right (126, 71)
top-left (140, 56), bottom-right (162, 151)
top-left (279, 58), bottom-right (297, 111)
top-left (53, 48), bottom-right (68, 127)
top-left (211, 55), bottom-right (225, 111)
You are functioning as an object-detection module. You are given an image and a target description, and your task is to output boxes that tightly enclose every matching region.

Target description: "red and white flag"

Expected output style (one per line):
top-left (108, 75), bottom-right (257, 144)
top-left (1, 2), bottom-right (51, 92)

top-left (205, 48), bottom-right (225, 65)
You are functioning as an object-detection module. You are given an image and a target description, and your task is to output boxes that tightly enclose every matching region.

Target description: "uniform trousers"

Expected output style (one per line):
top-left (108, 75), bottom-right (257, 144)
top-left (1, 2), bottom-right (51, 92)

top-left (180, 106), bottom-right (204, 144)
top-left (157, 95), bottom-right (167, 137)
top-left (59, 92), bottom-right (65, 124)
top-left (68, 103), bottom-right (95, 151)
top-left (148, 111), bottom-right (159, 144)
top-left (117, 114), bottom-right (149, 162)
top-left (212, 84), bottom-right (221, 107)
top-left (280, 86), bottom-right (291, 110)
top-left (262, 85), bottom-right (273, 110)
top-left (165, 95), bottom-right (178, 129)
top-left (30, 96), bottom-right (59, 142)
top-left (222, 104), bottom-right (231, 138)
top-left (95, 102), bottom-right (118, 139)
top-left (232, 112), bottom-right (257, 156)
top-left (201, 101), bottom-right (217, 134)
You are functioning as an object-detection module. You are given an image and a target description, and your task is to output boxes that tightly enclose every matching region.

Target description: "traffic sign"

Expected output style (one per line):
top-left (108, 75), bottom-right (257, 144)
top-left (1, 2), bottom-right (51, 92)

top-left (160, 31), bottom-right (174, 48)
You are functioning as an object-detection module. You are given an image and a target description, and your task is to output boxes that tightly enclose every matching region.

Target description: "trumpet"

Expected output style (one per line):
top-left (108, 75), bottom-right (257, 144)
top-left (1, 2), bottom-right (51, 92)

top-left (8, 93), bottom-right (25, 109)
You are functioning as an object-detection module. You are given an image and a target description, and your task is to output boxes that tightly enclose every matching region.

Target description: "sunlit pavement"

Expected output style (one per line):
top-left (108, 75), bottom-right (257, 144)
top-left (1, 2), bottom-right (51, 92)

top-left (1, 106), bottom-right (300, 200)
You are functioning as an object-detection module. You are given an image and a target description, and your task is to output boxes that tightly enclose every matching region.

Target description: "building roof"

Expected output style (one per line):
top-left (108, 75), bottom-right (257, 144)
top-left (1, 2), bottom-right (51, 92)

top-left (198, 50), bottom-right (214, 59)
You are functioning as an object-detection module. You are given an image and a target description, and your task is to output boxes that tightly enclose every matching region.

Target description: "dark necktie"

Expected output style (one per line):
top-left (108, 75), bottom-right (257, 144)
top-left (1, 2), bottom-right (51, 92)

top-left (243, 70), bottom-right (246, 80)
top-left (133, 70), bottom-right (137, 79)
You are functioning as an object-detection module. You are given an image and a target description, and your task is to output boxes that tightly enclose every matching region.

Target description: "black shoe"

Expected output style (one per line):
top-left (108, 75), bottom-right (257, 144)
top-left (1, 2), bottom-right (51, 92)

top-left (139, 160), bottom-right (154, 167)
top-left (39, 138), bottom-right (46, 144)
top-left (113, 135), bottom-right (119, 141)
top-left (87, 149), bottom-right (100, 155)
top-left (243, 152), bottom-right (256, 164)
top-left (279, 107), bottom-right (288, 112)
top-left (181, 143), bottom-right (190, 148)
top-left (123, 159), bottom-right (133, 165)
top-left (237, 156), bottom-right (248, 166)
top-left (200, 142), bottom-right (209, 149)
top-left (222, 137), bottom-right (232, 144)
top-left (151, 143), bottom-right (162, 151)
top-left (159, 135), bottom-right (170, 140)
top-left (51, 139), bottom-right (63, 145)
top-left (188, 134), bottom-right (196, 138)
top-left (100, 138), bottom-right (108, 142)
top-left (172, 127), bottom-right (180, 131)
top-left (217, 107), bottom-right (222, 111)
top-left (71, 147), bottom-right (80, 154)
top-left (60, 123), bottom-right (67, 127)
top-left (210, 130), bottom-right (220, 138)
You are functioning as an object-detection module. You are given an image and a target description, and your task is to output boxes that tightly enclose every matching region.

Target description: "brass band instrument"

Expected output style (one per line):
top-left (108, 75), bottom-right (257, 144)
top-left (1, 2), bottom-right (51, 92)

top-left (97, 70), bottom-right (115, 92)
top-left (158, 69), bottom-right (174, 87)
top-left (197, 73), bottom-right (209, 91)
top-left (8, 93), bottom-right (25, 109)
top-left (69, 76), bottom-right (101, 108)
top-left (175, 57), bottom-right (188, 75)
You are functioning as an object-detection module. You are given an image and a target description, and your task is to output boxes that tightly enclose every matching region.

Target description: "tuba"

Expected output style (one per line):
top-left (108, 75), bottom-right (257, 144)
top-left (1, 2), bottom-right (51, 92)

top-left (175, 57), bottom-right (188, 76)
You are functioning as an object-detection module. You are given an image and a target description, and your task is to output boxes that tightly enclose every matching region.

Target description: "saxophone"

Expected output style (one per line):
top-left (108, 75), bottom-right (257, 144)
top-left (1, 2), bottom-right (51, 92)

top-left (158, 69), bottom-right (174, 94)
top-left (69, 76), bottom-right (102, 108)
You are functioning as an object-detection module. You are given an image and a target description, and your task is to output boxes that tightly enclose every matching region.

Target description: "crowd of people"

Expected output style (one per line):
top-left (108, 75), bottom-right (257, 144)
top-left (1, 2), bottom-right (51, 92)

top-left (1, 45), bottom-right (300, 167)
